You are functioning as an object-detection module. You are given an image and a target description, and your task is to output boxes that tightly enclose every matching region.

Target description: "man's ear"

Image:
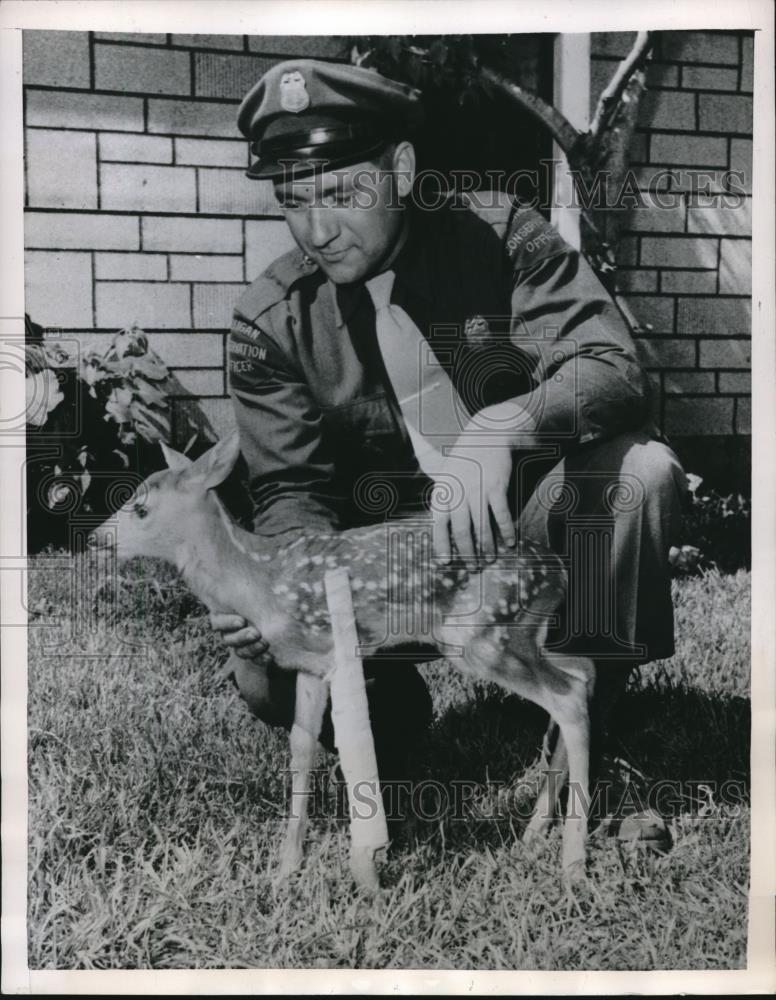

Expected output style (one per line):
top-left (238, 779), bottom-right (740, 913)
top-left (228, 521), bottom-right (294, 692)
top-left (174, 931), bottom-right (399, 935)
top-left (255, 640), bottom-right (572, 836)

top-left (160, 441), bottom-right (193, 474)
top-left (186, 430), bottom-right (241, 490)
top-left (392, 141), bottom-right (416, 199)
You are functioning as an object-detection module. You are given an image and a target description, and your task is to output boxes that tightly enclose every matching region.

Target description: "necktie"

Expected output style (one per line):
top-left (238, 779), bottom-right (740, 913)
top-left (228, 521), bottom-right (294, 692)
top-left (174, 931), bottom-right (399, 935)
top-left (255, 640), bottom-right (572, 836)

top-left (365, 270), bottom-right (465, 476)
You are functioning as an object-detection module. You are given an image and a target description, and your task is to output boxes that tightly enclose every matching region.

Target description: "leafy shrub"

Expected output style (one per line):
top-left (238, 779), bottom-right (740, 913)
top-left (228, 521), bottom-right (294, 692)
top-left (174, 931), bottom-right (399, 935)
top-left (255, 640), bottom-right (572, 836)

top-left (671, 474), bottom-right (750, 575)
top-left (25, 319), bottom-right (216, 553)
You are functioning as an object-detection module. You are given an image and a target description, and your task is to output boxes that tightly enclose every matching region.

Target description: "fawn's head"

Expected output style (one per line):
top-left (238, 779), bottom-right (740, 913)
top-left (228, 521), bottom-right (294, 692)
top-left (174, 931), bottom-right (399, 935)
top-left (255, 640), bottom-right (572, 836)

top-left (89, 432), bottom-right (242, 563)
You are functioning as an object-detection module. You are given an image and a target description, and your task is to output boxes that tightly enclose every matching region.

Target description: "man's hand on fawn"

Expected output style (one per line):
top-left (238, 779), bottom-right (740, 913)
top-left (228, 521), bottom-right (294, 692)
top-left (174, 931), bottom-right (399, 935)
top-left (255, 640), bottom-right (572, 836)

top-left (431, 402), bottom-right (536, 563)
top-left (209, 612), bottom-right (275, 664)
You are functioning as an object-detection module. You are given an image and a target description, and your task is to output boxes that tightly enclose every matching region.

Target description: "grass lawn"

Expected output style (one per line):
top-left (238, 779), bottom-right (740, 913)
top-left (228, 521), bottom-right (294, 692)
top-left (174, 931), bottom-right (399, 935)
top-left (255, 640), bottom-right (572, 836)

top-left (26, 552), bottom-right (750, 970)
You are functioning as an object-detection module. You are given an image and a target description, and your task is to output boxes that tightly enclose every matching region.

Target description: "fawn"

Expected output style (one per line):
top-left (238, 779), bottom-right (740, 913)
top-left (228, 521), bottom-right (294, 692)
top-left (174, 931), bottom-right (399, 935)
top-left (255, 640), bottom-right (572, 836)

top-left (90, 431), bottom-right (596, 882)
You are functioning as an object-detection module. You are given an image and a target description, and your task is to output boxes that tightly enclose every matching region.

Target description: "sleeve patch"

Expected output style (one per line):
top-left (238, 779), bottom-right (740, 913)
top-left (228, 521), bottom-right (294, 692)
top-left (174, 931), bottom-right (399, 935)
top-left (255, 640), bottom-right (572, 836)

top-left (505, 207), bottom-right (568, 270)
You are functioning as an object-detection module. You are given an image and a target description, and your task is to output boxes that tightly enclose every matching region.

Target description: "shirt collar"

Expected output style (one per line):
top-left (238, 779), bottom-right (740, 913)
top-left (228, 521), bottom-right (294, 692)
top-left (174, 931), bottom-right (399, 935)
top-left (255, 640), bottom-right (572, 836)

top-left (334, 204), bottom-right (436, 325)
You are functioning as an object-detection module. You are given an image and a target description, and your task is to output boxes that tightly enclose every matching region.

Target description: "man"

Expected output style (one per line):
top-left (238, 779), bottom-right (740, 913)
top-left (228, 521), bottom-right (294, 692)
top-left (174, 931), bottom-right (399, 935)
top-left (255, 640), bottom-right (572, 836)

top-left (211, 59), bottom-right (687, 821)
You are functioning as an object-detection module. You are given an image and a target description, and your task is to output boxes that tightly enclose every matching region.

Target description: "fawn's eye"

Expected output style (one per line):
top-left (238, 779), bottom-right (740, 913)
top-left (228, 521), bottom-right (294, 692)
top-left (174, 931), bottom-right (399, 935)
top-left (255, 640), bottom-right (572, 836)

top-left (133, 504), bottom-right (148, 519)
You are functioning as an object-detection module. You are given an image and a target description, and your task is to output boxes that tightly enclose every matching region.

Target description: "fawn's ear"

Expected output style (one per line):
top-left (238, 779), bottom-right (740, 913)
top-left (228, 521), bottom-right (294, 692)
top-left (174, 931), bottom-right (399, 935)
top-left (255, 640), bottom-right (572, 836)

top-left (186, 430), bottom-right (241, 489)
top-left (160, 440), bottom-right (193, 473)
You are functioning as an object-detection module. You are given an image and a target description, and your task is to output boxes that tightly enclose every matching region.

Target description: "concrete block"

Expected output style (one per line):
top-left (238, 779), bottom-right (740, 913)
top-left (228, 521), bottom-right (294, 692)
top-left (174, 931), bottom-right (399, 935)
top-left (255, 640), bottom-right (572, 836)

top-left (698, 94), bottom-right (752, 134)
top-left (172, 34), bottom-right (244, 50)
top-left (169, 368), bottom-right (225, 397)
top-left (718, 372), bottom-right (750, 393)
top-left (681, 65), bottom-right (738, 90)
top-left (100, 163), bottom-right (197, 213)
top-left (26, 90), bottom-right (144, 131)
top-left (617, 236), bottom-right (638, 266)
top-left (735, 398), bottom-right (750, 434)
top-left (26, 129), bottom-right (97, 209)
top-left (25, 212), bottom-right (140, 251)
top-left (635, 337), bottom-right (696, 368)
top-left (23, 30), bottom-right (90, 88)
top-left (640, 90), bottom-right (696, 131)
top-left (740, 36), bottom-right (753, 92)
top-left (198, 167), bottom-right (280, 215)
top-left (698, 338), bottom-right (750, 368)
top-left (174, 137), bottom-right (247, 167)
top-left (650, 134), bottom-right (727, 167)
top-left (659, 270), bottom-right (717, 295)
top-left (664, 397), bottom-right (734, 435)
top-left (614, 269), bottom-right (658, 294)
top-left (149, 332), bottom-right (223, 367)
top-left (678, 297), bottom-right (751, 336)
top-left (147, 98), bottom-right (240, 138)
top-left (95, 282), bottom-right (191, 330)
top-left (245, 220), bottom-right (297, 279)
top-left (641, 236), bottom-right (718, 269)
top-left (95, 253), bottom-right (167, 280)
top-left (729, 140), bottom-right (752, 195)
top-left (623, 295), bottom-right (675, 333)
top-left (662, 371), bottom-right (715, 394)
top-left (99, 133), bottom-right (173, 164)
top-left (659, 32), bottom-right (739, 65)
top-left (170, 255), bottom-right (244, 282)
top-left (645, 62), bottom-right (680, 89)
top-left (95, 43), bottom-right (191, 95)
top-left (192, 284), bottom-right (245, 329)
top-left (719, 239), bottom-right (751, 295)
top-left (194, 52), bottom-right (277, 99)
top-left (247, 35), bottom-right (348, 58)
top-left (24, 251), bottom-right (93, 328)
top-left (687, 198), bottom-right (751, 237)
top-left (590, 33), bottom-right (637, 58)
top-left (142, 216), bottom-right (242, 253)
top-left (622, 203), bottom-right (685, 234)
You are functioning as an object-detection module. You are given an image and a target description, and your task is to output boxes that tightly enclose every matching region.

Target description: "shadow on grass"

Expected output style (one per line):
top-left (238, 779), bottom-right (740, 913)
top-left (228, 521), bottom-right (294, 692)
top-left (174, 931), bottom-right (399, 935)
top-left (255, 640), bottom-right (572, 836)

top-left (385, 679), bottom-right (750, 855)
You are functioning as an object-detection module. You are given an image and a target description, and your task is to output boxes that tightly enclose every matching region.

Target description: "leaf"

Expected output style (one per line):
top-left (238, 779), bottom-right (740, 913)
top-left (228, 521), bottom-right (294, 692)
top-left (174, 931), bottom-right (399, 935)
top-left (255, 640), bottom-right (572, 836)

top-left (112, 449), bottom-right (130, 468)
top-left (105, 386), bottom-right (134, 426)
top-left (133, 379), bottom-right (168, 407)
top-left (132, 354), bottom-right (168, 380)
top-left (80, 469), bottom-right (92, 494)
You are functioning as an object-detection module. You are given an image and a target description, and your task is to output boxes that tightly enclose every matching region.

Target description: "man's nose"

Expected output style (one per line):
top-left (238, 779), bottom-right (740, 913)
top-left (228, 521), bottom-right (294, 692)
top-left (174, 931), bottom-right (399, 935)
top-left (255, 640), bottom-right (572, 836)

top-left (307, 207), bottom-right (338, 248)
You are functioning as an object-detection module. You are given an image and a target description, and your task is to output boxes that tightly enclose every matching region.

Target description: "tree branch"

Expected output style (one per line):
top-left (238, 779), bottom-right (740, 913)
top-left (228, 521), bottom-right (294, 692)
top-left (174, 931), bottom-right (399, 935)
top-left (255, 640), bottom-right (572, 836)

top-left (478, 64), bottom-right (580, 155)
top-left (589, 31), bottom-right (653, 140)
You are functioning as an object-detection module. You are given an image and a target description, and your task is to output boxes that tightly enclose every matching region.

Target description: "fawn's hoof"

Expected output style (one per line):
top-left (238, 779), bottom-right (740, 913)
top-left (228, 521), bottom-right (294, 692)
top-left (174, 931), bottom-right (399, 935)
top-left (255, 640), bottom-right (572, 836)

top-left (349, 846), bottom-right (381, 893)
top-left (562, 859), bottom-right (588, 887)
top-left (276, 843), bottom-right (304, 882)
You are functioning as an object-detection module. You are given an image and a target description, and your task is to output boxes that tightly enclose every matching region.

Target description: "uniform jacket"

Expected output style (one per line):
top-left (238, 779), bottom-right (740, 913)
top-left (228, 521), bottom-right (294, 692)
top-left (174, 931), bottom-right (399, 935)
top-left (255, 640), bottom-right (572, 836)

top-left (228, 199), bottom-right (653, 535)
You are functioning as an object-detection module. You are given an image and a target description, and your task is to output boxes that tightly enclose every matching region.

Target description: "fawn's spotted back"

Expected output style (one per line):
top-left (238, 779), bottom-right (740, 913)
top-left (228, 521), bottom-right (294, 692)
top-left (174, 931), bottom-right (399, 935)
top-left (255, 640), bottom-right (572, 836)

top-left (230, 519), bottom-right (566, 653)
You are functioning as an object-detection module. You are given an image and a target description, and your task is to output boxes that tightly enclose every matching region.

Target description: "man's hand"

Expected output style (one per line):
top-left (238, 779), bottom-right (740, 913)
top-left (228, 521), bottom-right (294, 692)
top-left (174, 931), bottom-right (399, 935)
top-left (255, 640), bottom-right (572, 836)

top-left (431, 401), bottom-right (536, 562)
top-left (209, 612), bottom-right (275, 664)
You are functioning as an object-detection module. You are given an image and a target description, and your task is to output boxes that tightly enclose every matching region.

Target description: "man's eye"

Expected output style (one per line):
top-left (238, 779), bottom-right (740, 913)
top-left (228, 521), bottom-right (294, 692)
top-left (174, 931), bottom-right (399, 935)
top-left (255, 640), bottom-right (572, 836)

top-left (134, 504), bottom-right (148, 519)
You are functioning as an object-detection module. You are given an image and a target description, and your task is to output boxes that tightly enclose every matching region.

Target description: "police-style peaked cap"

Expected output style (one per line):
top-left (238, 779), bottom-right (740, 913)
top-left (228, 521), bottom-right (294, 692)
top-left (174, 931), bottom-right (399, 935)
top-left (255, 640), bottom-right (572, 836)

top-left (238, 59), bottom-right (422, 180)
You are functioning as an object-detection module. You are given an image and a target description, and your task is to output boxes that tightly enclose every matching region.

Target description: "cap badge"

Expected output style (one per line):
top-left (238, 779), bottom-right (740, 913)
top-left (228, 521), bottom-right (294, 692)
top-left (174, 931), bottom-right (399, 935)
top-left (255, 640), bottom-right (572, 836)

top-left (279, 71), bottom-right (310, 113)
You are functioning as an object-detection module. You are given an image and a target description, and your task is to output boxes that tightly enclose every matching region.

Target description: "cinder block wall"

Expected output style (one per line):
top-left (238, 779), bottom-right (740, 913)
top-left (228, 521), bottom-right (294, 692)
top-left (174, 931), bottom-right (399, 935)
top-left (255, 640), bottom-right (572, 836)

top-left (24, 30), bottom-right (752, 486)
top-left (23, 31), bottom-right (349, 439)
top-left (592, 30), bottom-right (752, 485)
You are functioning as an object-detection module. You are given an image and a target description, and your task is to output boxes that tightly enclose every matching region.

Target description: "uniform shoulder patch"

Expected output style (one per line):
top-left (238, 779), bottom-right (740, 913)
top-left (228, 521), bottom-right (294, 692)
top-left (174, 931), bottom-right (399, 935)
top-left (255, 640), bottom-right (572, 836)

top-left (237, 247), bottom-right (318, 322)
top-left (505, 205), bottom-right (569, 271)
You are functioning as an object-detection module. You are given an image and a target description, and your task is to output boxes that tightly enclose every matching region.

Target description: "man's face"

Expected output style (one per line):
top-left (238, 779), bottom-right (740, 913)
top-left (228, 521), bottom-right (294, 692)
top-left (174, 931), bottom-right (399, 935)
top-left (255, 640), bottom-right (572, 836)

top-left (273, 153), bottom-right (409, 284)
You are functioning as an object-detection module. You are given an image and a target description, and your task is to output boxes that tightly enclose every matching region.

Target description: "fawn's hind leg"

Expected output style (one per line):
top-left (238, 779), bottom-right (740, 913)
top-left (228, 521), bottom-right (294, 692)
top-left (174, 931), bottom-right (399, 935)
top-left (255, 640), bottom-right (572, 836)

top-left (541, 655), bottom-right (596, 873)
top-left (277, 672), bottom-right (329, 880)
top-left (524, 721), bottom-right (568, 843)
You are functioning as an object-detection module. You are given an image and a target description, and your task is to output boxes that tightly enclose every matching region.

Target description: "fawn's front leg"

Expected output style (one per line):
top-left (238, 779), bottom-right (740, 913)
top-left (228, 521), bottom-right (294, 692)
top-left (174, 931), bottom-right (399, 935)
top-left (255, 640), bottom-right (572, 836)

top-left (277, 671), bottom-right (329, 880)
